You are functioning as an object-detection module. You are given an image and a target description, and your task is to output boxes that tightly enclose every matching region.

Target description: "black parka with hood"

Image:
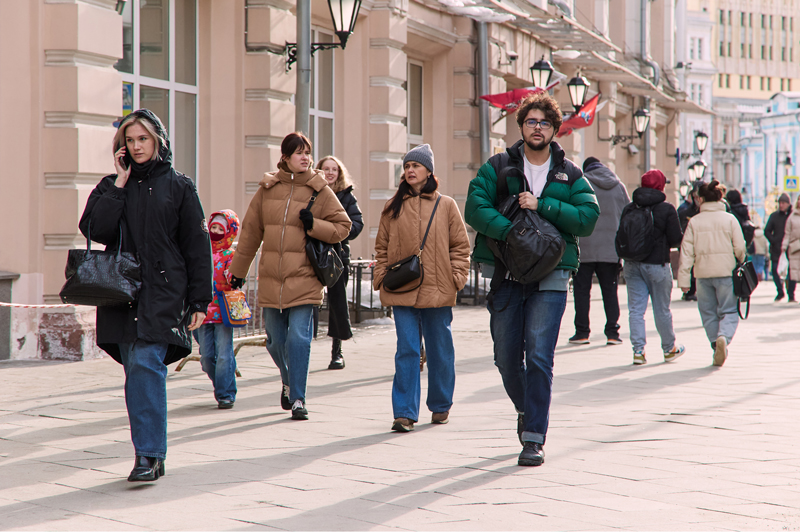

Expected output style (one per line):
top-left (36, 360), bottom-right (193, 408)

top-left (79, 109), bottom-right (213, 365)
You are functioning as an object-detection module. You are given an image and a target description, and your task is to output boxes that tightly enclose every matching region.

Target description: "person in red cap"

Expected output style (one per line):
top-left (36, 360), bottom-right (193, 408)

top-left (617, 169), bottom-right (685, 365)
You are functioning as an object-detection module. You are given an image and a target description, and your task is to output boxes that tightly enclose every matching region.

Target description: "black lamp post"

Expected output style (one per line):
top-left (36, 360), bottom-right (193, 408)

top-left (695, 131), bottom-right (709, 154)
top-left (530, 56), bottom-right (554, 89)
top-left (566, 75), bottom-right (590, 111)
top-left (286, 0), bottom-right (363, 70)
top-left (687, 164), bottom-right (698, 182)
top-left (633, 108), bottom-right (650, 136)
top-left (690, 159), bottom-right (708, 180)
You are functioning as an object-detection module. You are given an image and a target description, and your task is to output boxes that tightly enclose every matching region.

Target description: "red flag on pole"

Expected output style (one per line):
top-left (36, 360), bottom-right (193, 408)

top-left (480, 88), bottom-right (543, 112)
top-left (557, 93), bottom-right (601, 138)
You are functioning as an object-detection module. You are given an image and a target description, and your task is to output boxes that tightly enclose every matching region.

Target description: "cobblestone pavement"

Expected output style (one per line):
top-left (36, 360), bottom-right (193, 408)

top-left (2, 285), bottom-right (800, 530)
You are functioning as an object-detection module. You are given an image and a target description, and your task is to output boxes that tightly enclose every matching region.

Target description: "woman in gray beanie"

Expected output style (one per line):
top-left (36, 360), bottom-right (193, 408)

top-left (373, 144), bottom-right (471, 432)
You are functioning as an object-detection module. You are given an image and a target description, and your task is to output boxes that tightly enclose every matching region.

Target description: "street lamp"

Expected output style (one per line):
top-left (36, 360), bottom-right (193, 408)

top-left (530, 56), bottom-right (554, 89)
top-left (679, 180), bottom-right (690, 198)
top-left (633, 108), bottom-right (651, 136)
top-left (687, 164), bottom-right (698, 182)
top-left (285, 0), bottom-right (363, 70)
top-left (695, 131), bottom-right (709, 154)
top-left (690, 160), bottom-right (708, 180)
top-left (566, 75), bottom-right (589, 111)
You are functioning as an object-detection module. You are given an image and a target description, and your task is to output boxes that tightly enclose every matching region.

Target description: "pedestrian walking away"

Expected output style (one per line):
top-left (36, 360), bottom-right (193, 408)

top-left (570, 157), bottom-right (629, 346)
top-left (780, 196), bottom-right (800, 306)
top-left (751, 226), bottom-right (769, 281)
top-left (229, 132), bottom-right (351, 420)
top-left (679, 180), bottom-right (747, 367)
top-left (677, 184), bottom-right (701, 301)
top-left (79, 109), bottom-right (212, 482)
top-left (618, 169), bottom-right (685, 366)
top-left (317, 156), bottom-right (364, 369)
top-left (193, 210), bottom-right (241, 410)
top-left (464, 93), bottom-right (600, 467)
top-left (373, 144), bottom-right (471, 434)
top-left (766, 193), bottom-right (796, 301)
top-left (727, 189), bottom-right (755, 251)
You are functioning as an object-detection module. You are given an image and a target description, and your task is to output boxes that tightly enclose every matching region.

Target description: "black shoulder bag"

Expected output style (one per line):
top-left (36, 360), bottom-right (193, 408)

top-left (382, 196), bottom-right (442, 293)
top-left (732, 260), bottom-right (758, 319)
top-left (304, 191), bottom-right (345, 288)
top-left (59, 223), bottom-right (142, 306)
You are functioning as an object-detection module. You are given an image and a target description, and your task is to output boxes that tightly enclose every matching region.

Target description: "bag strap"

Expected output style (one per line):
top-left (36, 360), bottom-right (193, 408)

top-left (85, 222), bottom-right (124, 259)
top-left (306, 190), bottom-right (320, 211)
top-left (738, 297), bottom-right (750, 320)
top-left (418, 196), bottom-right (442, 255)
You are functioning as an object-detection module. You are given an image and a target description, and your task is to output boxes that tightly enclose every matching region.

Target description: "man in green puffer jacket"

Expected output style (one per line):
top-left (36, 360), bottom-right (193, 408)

top-left (464, 92), bottom-right (599, 467)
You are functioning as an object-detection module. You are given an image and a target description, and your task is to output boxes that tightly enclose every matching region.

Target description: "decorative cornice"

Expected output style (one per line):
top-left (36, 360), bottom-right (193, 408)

top-left (244, 88), bottom-right (294, 102)
top-left (370, 189), bottom-right (397, 200)
top-left (454, 130), bottom-right (479, 139)
top-left (45, 173), bottom-right (105, 188)
top-left (370, 38), bottom-right (406, 51)
top-left (369, 151), bottom-right (405, 162)
top-left (370, 114), bottom-right (405, 125)
top-left (453, 98), bottom-right (475, 107)
top-left (369, 226), bottom-right (379, 239)
top-left (44, 112), bottom-right (118, 128)
top-left (44, 234), bottom-right (87, 250)
top-left (245, 182), bottom-right (261, 195)
top-left (45, 0), bottom-right (117, 10)
top-left (45, 50), bottom-right (119, 68)
top-left (245, 135), bottom-right (285, 148)
top-left (407, 18), bottom-right (457, 48)
top-left (452, 162), bottom-right (481, 171)
top-left (453, 67), bottom-right (475, 75)
top-left (370, 76), bottom-right (405, 89)
top-left (245, 0), bottom-right (294, 11)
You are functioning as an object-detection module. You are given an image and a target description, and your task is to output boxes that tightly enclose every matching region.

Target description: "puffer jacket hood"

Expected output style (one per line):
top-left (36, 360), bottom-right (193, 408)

top-left (209, 209), bottom-right (239, 253)
top-left (730, 202), bottom-right (750, 222)
top-left (583, 163), bottom-right (620, 190)
top-left (632, 186), bottom-right (666, 207)
top-left (126, 108), bottom-right (173, 172)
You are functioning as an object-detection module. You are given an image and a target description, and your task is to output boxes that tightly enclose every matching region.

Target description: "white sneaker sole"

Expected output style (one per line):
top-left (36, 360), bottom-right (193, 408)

top-left (713, 337), bottom-right (727, 366)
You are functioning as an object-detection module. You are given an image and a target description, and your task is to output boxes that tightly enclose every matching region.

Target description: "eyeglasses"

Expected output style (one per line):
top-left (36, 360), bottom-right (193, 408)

top-left (523, 119), bottom-right (553, 130)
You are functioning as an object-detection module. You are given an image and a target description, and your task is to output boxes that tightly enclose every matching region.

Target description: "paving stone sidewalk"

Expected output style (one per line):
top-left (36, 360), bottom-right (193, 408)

top-left (1, 284), bottom-right (800, 531)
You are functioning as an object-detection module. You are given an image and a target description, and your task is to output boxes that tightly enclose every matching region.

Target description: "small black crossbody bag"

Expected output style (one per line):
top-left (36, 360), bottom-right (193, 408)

top-left (382, 196), bottom-right (441, 293)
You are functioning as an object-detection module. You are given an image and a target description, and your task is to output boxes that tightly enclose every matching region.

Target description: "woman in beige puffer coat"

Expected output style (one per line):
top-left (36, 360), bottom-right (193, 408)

top-left (230, 132), bottom-right (351, 420)
top-left (678, 180), bottom-right (746, 367)
top-left (781, 196), bottom-right (800, 293)
top-left (374, 144), bottom-right (470, 433)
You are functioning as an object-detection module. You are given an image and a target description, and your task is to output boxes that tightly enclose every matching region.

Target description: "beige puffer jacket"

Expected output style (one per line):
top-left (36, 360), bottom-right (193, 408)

top-left (752, 228), bottom-right (769, 255)
top-left (230, 164), bottom-right (351, 309)
top-left (678, 201), bottom-right (747, 288)
top-left (373, 191), bottom-right (471, 308)
top-left (781, 210), bottom-right (800, 281)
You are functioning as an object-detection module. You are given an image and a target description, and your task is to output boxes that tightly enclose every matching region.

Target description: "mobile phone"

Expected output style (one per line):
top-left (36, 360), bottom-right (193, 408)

top-left (119, 151), bottom-right (132, 169)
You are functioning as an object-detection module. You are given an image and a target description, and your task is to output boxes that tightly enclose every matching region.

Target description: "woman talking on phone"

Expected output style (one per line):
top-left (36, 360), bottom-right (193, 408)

top-left (79, 109), bottom-right (212, 482)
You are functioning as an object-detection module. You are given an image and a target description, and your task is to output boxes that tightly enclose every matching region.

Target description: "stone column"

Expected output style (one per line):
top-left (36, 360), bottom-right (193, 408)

top-left (597, 81), bottom-right (618, 173)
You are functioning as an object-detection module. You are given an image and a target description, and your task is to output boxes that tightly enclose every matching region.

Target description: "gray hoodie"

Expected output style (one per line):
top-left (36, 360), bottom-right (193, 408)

top-left (579, 162), bottom-right (630, 263)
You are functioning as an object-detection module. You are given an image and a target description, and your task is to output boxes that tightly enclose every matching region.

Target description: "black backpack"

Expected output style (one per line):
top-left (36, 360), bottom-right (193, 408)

top-left (615, 203), bottom-right (655, 261)
top-left (740, 220), bottom-right (755, 248)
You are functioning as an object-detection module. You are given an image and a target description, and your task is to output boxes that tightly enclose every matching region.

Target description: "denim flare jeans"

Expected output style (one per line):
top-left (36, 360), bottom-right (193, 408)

top-left (118, 340), bottom-right (169, 459)
top-left (488, 280), bottom-right (567, 445)
top-left (262, 305), bottom-right (314, 403)
top-left (391, 306), bottom-right (456, 422)
top-left (623, 261), bottom-right (677, 353)
top-left (194, 323), bottom-right (237, 403)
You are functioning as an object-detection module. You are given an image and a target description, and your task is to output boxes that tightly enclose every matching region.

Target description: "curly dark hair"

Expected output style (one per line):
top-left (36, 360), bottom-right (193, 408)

top-left (698, 179), bottom-right (724, 203)
top-left (516, 92), bottom-right (563, 134)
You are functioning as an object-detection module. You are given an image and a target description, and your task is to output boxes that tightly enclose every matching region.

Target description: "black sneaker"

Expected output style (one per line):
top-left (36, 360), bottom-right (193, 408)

top-left (517, 413), bottom-right (524, 445)
top-left (775, 294), bottom-right (785, 302)
top-left (518, 442), bottom-right (545, 466)
top-left (328, 353), bottom-right (345, 370)
top-left (217, 400), bottom-right (234, 409)
top-left (291, 399), bottom-right (308, 420)
top-left (281, 384), bottom-right (291, 410)
top-left (568, 335), bottom-right (590, 345)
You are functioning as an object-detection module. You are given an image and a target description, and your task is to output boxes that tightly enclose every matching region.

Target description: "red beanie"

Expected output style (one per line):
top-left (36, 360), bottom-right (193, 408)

top-left (641, 169), bottom-right (666, 192)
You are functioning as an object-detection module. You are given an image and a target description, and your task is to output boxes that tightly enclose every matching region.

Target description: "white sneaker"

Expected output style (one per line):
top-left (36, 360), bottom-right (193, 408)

top-left (713, 337), bottom-right (727, 366)
top-left (633, 350), bottom-right (646, 365)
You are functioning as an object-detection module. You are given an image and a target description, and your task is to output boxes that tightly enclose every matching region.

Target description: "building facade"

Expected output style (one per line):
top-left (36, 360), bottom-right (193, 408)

top-left (1, 0), bottom-right (690, 360)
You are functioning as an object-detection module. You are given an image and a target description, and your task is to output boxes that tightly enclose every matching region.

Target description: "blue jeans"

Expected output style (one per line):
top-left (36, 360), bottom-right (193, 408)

top-left (696, 277), bottom-right (739, 345)
top-left (194, 324), bottom-right (237, 402)
top-left (118, 340), bottom-right (169, 459)
top-left (488, 280), bottom-right (567, 445)
top-left (391, 306), bottom-right (456, 421)
top-left (752, 254), bottom-right (766, 280)
top-left (262, 306), bottom-right (314, 403)
top-left (624, 261), bottom-right (676, 353)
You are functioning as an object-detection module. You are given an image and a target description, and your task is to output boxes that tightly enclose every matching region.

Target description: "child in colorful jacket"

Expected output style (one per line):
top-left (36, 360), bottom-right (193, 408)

top-left (195, 209), bottom-right (241, 409)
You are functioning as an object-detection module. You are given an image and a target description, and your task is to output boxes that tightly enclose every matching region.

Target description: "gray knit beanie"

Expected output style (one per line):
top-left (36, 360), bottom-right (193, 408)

top-left (779, 193), bottom-right (791, 204)
top-left (403, 144), bottom-right (435, 174)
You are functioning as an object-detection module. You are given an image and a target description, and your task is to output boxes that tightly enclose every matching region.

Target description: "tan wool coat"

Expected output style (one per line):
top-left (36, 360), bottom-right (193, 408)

top-left (780, 210), bottom-right (800, 281)
top-left (229, 164), bottom-right (351, 309)
top-left (373, 191), bottom-right (471, 308)
top-left (678, 201), bottom-right (747, 288)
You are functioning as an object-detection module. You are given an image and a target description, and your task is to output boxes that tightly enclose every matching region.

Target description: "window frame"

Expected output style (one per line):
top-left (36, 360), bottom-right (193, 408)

top-left (407, 60), bottom-right (424, 150)
top-left (308, 27), bottom-right (336, 162)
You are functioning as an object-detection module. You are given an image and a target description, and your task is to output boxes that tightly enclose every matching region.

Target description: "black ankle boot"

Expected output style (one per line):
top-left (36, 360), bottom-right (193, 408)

top-left (127, 455), bottom-right (165, 482)
top-left (328, 339), bottom-right (345, 369)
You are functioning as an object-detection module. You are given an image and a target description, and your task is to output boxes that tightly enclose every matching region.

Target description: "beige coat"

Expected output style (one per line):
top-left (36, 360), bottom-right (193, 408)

top-left (781, 210), bottom-right (800, 281)
top-left (230, 164), bottom-right (351, 309)
top-left (373, 191), bottom-right (471, 308)
top-left (678, 201), bottom-right (747, 288)
top-left (752, 228), bottom-right (769, 255)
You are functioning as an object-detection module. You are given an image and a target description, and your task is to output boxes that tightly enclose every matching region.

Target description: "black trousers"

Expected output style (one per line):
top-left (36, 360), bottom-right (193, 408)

top-left (573, 261), bottom-right (621, 339)
top-left (771, 255), bottom-right (796, 299)
top-left (327, 267), bottom-right (353, 340)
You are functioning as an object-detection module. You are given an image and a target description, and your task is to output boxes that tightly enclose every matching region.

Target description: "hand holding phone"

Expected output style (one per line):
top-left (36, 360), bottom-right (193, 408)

top-left (114, 147), bottom-right (132, 187)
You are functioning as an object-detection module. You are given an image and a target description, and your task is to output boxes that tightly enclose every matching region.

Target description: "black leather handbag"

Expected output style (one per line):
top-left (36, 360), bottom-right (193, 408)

top-left (732, 260), bottom-right (758, 319)
top-left (59, 224), bottom-right (142, 306)
top-left (486, 168), bottom-right (565, 284)
top-left (304, 191), bottom-right (345, 288)
top-left (382, 196), bottom-right (441, 293)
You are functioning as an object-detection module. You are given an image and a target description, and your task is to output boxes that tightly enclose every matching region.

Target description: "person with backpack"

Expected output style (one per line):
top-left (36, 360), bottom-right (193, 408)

top-left (727, 189), bottom-right (755, 251)
top-left (569, 157), bottom-right (629, 346)
top-left (617, 169), bottom-right (685, 366)
top-left (678, 180), bottom-right (746, 366)
top-left (464, 92), bottom-right (599, 467)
